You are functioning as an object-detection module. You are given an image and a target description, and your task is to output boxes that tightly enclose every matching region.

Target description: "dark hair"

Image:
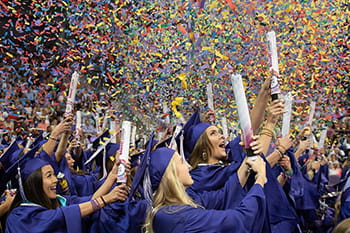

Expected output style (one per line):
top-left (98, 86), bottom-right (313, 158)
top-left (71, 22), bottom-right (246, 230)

top-left (10, 167), bottom-right (59, 211)
top-left (189, 131), bottom-right (214, 169)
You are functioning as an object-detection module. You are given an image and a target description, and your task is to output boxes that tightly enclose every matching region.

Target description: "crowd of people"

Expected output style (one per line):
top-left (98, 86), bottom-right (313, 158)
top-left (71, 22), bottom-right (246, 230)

top-left (0, 74), bottom-right (349, 233)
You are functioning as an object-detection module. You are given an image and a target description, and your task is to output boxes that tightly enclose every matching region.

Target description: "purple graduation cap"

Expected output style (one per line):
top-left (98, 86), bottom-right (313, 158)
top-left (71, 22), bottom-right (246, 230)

top-left (129, 133), bottom-right (175, 206)
top-left (0, 144), bottom-right (46, 198)
top-left (0, 140), bottom-right (24, 171)
top-left (91, 130), bottom-right (110, 150)
top-left (176, 109), bottom-right (211, 160)
top-left (29, 133), bottom-right (46, 149)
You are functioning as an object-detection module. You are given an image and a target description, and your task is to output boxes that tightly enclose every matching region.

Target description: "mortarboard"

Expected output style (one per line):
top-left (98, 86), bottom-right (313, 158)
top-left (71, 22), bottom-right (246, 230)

top-left (176, 109), bottom-right (211, 160)
top-left (0, 140), bottom-right (24, 171)
top-left (0, 144), bottom-right (45, 196)
top-left (91, 130), bottom-right (110, 150)
top-left (29, 133), bottom-right (46, 149)
top-left (129, 133), bottom-right (175, 207)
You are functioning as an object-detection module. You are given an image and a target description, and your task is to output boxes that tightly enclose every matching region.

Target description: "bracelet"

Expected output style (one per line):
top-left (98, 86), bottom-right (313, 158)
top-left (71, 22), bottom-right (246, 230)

top-left (49, 136), bottom-right (59, 141)
top-left (284, 168), bottom-right (293, 176)
top-left (280, 171), bottom-right (292, 179)
top-left (275, 148), bottom-right (284, 159)
top-left (260, 131), bottom-right (274, 137)
top-left (91, 199), bottom-right (102, 211)
top-left (278, 145), bottom-right (287, 153)
top-left (100, 196), bottom-right (107, 206)
top-left (262, 127), bottom-right (275, 137)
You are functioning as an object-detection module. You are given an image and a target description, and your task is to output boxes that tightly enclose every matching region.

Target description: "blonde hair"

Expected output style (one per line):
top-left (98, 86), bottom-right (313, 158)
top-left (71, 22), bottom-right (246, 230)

top-left (143, 155), bottom-right (197, 233)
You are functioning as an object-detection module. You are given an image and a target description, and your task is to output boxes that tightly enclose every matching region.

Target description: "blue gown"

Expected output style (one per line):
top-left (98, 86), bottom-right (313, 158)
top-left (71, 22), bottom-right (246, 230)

top-left (189, 153), bottom-right (298, 232)
top-left (153, 184), bottom-right (266, 233)
top-left (6, 195), bottom-right (90, 233)
top-left (89, 199), bottom-right (148, 233)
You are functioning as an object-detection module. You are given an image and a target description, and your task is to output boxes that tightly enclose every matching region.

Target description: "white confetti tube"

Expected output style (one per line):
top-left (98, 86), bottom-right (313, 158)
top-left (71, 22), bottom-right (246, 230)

top-left (266, 31), bottom-right (281, 98)
top-left (130, 125), bottom-right (137, 149)
top-left (110, 119), bottom-right (116, 143)
top-left (318, 126), bottom-right (328, 150)
top-left (221, 117), bottom-right (229, 141)
top-left (65, 71), bottom-right (79, 114)
top-left (207, 83), bottom-right (215, 123)
top-left (163, 103), bottom-right (170, 125)
top-left (207, 82), bottom-right (214, 111)
top-left (281, 92), bottom-right (293, 137)
top-left (231, 74), bottom-right (254, 156)
top-left (117, 121), bottom-right (132, 184)
top-left (307, 101), bottom-right (316, 127)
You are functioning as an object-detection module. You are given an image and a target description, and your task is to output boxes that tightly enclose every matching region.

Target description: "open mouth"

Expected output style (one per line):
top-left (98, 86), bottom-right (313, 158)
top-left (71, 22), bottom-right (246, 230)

top-left (49, 186), bottom-right (57, 191)
top-left (219, 142), bottom-right (226, 148)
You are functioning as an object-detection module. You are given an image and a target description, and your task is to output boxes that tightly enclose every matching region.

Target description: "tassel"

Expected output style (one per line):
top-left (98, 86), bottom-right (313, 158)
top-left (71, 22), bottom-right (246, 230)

top-left (179, 130), bottom-right (186, 162)
top-left (143, 167), bottom-right (153, 208)
top-left (100, 147), bottom-right (107, 180)
top-left (17, 166), bottom-right (27, 201)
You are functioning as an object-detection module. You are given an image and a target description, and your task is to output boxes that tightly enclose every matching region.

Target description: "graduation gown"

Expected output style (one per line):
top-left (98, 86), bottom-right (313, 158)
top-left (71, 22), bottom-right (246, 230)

top-left (5, 195), bottom-right (90, 233)
top-left (90, 199), bottom-right (148, 233)
top-left (153, 184), bottom-right (266, 233)
top-left (190, 155), bottom-right (298, 233)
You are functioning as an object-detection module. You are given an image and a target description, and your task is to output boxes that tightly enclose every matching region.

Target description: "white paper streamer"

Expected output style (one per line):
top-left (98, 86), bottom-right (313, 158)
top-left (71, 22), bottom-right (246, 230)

top-left (207, 83), bottom-right (214, 111)
top-left (318, 126), bottom-right (328, 150)
top-left (266, 31), bottom-right (280, 96)
top-left (163, 102), bottom-right (170, 125)
top-left (65, 71), bottom-right (79, 114)
top-left (230, 74), bottom-right (253, 150)
top-left (131, 125), bottom-right (136, 148)
top-left (221, 117), bottom-right (228, 141)
top-left (307, 101), bottom-right (316, 126)
top-left (281, 92), bottom-right (293, 137)
top-left (110, 119), bottom-right (116, 143)
top-left (118, 121), bottom-right (132, 184)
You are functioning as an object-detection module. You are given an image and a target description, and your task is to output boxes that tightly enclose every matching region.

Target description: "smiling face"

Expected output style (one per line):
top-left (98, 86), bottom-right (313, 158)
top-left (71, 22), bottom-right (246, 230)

top-left (41, 165), bottom-right (58, 200)
top-left (205, 126), bottom-right (226, 163)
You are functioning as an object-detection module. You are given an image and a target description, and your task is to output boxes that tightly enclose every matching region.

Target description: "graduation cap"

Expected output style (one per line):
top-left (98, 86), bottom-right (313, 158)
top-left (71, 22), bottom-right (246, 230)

top-left (29, 133), bottom-right (46, 149)
top-left (130, 151), bottom-right (144, 168)
top-left (175, 109), bottom-right (211, 160)
top-left (91, 130), bottom-right (110, 150)
top-left (84, 140), bottom-right (120, 180)
top-left (0, 140), bottom-right (24, 171)
top-left (129, 133), bottom-right (175, 206)
top-left (0, 144), bottom-right (45, 197)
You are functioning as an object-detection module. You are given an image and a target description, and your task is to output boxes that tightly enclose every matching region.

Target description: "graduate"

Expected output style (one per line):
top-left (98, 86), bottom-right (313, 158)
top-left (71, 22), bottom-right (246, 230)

top-left (141, 136), bottom-right (267, 233)
top-left (180, 104), bottom-right (298, 232)
top-left (4, 145), bottom-right (129, 233)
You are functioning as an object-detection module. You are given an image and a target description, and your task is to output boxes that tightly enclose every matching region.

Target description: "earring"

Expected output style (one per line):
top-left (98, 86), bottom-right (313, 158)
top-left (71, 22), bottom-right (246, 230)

top-left (202, 152), bottom-right (208, 161)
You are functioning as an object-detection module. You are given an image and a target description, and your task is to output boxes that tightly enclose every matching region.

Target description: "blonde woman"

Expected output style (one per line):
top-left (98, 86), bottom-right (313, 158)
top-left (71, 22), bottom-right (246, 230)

top-left (143, 147), bottom-right (267, 233)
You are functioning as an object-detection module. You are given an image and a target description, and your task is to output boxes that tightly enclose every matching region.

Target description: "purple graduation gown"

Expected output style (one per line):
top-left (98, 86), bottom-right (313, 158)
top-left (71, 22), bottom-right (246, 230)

top-left (153, 184), bottom-right (266, 233)
top-left (5, 195), bottom-right (90, 233)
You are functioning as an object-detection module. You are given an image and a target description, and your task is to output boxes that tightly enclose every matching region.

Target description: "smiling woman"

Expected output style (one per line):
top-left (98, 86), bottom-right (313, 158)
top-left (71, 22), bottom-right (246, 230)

top-left (4, 151), bottom-right (129, 233)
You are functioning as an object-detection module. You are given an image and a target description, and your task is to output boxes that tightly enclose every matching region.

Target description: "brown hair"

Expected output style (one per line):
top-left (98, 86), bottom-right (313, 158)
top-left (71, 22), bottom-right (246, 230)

top-left (188, 130), bottom-right (214, 169)
top-left (11, 167), bottom-right (59, 211)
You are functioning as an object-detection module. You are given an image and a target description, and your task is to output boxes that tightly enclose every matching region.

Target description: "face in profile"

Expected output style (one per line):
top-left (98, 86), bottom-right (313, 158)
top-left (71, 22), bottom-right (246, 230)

top-left (41, 165), bottom-right (58, 200)
top-left (65, 152), bottom-right (75, 170)
top-left (174, 152), bottom-right (193, 187)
